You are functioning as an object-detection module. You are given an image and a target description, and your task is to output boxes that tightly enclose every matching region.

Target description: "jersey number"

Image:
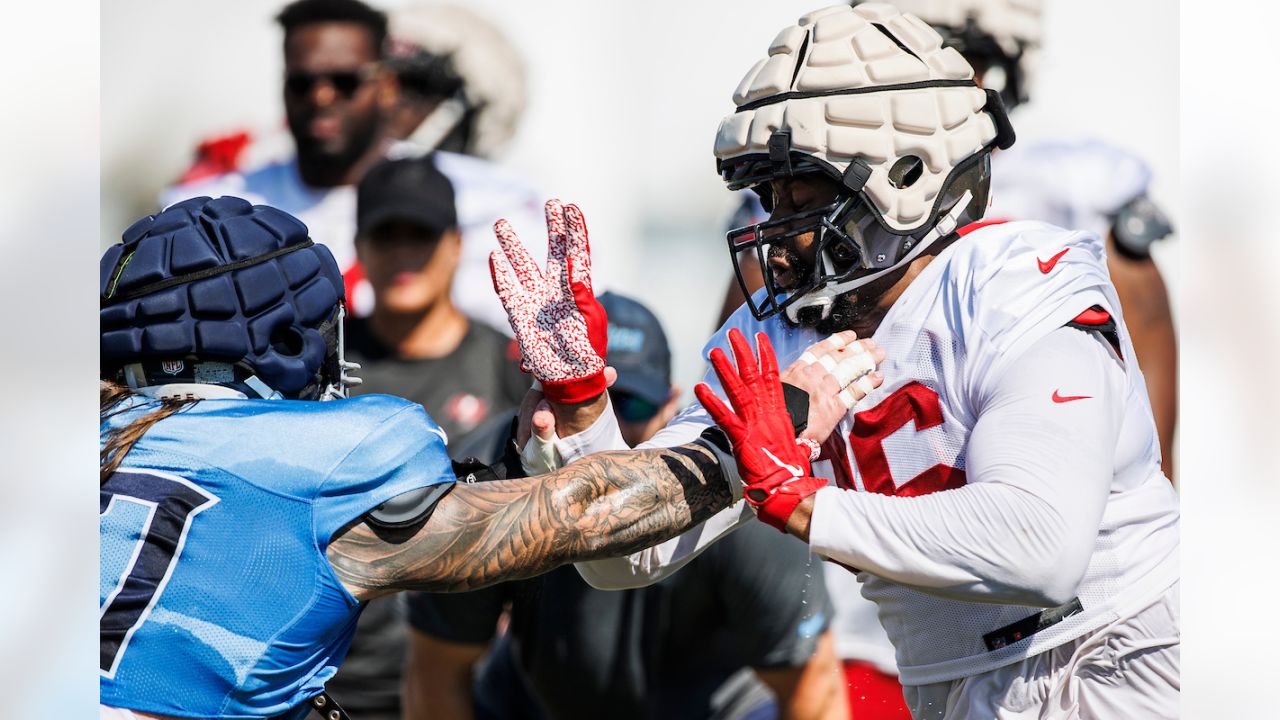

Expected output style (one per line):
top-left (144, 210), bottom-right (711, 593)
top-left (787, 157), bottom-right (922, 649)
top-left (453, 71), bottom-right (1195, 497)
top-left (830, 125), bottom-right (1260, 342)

top-left (100, 470), bottom-right (217, 677)
top-left (828, 382), bottom-right (966, 496)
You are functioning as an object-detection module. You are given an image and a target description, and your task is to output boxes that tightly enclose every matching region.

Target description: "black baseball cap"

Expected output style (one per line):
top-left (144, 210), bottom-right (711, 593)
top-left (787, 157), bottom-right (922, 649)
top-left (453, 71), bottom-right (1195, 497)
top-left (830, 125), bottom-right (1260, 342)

top-left (356, 154), bottom-right (457, 236)
top-left (599, 292), bottom-right (671, 407)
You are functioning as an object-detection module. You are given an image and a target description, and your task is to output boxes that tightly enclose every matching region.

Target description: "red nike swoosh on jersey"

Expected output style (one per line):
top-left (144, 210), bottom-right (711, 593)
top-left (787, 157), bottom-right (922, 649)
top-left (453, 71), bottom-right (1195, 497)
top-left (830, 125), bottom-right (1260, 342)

top-left (1052, 390), bottom-right (1092, 403)
top-left (1037, 248), bottom-right (1070, 274)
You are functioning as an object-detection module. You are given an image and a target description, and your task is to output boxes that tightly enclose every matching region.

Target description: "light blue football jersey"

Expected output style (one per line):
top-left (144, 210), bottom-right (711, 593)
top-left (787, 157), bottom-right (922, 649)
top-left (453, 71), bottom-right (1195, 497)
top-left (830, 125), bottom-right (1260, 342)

top-left (99, 393), bottom-right (456, 718)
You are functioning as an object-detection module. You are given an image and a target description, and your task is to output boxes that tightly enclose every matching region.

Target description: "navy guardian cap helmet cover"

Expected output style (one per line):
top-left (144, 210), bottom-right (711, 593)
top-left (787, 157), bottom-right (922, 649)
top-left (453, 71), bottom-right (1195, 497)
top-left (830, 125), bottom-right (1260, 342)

top-left (100, 196), bottom-right (349, 400)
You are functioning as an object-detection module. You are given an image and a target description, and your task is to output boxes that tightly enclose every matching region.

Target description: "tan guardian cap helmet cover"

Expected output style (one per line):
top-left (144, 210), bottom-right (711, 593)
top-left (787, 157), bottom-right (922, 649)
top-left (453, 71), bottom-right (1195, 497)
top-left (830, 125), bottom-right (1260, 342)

top-left (713, 3), bottom-right (1014, 323)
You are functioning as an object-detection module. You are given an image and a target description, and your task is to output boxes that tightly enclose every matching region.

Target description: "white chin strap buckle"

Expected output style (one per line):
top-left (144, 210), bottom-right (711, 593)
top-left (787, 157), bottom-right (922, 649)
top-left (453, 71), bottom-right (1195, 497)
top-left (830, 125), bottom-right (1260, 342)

top-left (784, 292), bottom-right (835, 323)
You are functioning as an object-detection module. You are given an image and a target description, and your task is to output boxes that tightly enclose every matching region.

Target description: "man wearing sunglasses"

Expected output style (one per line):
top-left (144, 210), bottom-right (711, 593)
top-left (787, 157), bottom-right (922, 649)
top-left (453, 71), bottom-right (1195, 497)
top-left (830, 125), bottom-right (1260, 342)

top-left (161, 0), bottom-right (397, 304)
top-left (161, 0), bottom-right (544, 328)
top-left (281, 10), bottom-right (392, 191)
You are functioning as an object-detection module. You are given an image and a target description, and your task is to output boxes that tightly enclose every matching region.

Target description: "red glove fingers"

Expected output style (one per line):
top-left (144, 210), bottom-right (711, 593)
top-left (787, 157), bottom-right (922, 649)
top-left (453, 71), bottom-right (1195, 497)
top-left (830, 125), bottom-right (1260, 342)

top-left (695, 380), bottom-right (747, 444)
top-left (697, 328), bottom-right (827, 532)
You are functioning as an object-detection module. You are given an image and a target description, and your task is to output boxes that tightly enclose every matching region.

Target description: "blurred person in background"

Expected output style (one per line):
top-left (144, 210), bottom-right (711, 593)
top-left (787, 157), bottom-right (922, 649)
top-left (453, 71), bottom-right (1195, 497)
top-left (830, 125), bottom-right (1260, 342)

top-left (325, 155), bottom-right (529, 720)
top-left (376, 1), bottom-right (545, 331)
top-left (403, 292), bottom-right (849, 720)
top-left (164, 0), bottom-right (397, 271)
top-left (345, 156), bottom-right (528, 442)
top-left (163, 0), bottom-right (542, 328)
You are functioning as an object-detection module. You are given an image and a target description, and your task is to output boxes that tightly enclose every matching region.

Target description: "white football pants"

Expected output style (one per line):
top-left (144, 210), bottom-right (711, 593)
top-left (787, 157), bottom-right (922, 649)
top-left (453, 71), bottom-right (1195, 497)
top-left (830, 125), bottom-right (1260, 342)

top-left (904, 581), bottom-right (1180, 720)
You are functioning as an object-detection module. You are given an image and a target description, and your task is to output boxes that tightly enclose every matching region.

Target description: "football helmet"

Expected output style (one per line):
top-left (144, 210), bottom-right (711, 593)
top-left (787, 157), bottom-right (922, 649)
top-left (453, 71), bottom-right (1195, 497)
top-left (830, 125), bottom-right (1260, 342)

top-left (868, 0), bottom-right (1043, 110)
top-left (388, 3), bottom-right (526, 158)
top-left (100, 196), bottom-right (359, 401)
top-left (714, 3), bottom-right (1014, 323)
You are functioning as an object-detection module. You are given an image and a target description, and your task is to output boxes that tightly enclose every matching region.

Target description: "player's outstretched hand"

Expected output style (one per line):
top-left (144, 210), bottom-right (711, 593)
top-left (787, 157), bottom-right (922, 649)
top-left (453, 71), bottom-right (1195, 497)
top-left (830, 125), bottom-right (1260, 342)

top-left (490, 199), bottom-right (610, 405)
top-left (695, 328), bottom-right (829, 532)
top-left (781, 331), bottom-right (885, 445)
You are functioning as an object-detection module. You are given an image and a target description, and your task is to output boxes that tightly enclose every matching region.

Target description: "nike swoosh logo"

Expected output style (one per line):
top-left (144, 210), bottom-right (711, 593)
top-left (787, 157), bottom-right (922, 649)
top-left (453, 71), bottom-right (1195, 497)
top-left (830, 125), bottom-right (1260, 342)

top-left (762, 447), bottom-right (803, 478)
top-left (1037, 248), bottom-right (1070, 274)
top-left (1052, 390), bottom-right (1091, 403)
top-left (427, 426), bottom-right (449, 444)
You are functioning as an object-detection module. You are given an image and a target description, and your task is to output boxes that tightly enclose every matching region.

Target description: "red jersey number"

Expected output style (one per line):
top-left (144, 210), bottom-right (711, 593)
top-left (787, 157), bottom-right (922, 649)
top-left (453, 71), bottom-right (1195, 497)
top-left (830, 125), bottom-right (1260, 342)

top-left (829, 381), bottom-right (966, 497)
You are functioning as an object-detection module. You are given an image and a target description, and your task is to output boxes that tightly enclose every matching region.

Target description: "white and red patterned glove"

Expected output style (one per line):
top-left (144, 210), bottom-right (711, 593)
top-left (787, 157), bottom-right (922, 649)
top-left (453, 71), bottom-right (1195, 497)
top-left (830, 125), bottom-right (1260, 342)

top-left (490, 199), bottom-right (608, 404)
top-left (695, 328), bottom-right (828, 532)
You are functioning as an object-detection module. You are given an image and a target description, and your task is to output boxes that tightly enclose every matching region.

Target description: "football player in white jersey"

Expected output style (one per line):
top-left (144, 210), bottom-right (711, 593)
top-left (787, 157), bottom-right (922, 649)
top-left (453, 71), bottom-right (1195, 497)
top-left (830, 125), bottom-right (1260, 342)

top-left (744, 2), bottom-right (1181, 714)
top-left (489, 5), bottom-right (1179, 718)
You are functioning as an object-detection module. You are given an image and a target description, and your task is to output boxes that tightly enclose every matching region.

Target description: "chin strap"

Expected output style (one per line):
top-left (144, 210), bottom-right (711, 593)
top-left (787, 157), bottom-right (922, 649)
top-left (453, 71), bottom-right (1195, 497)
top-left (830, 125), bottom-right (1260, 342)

top-left (134, 382), bottom-right (249, 401)
top-left (784, 190), bottom-right (973, 323)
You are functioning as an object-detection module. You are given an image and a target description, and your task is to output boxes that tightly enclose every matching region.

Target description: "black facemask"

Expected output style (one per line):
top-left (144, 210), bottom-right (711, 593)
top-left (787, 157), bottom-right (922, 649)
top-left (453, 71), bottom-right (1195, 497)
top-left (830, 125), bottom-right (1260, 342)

top-left (724, 153), bottom-right (994, 325)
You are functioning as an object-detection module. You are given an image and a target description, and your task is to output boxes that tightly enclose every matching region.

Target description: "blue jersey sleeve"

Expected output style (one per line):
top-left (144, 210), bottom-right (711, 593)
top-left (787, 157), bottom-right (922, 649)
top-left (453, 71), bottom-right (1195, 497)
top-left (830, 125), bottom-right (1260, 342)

top-left (314, 398), bottom-right (458, 546)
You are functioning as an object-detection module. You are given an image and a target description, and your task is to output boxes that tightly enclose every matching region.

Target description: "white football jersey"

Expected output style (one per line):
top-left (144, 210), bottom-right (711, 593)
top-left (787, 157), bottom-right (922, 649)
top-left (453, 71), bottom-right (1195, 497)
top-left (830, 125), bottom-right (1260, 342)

top-left (640, 219), bottom-right (1180, 685)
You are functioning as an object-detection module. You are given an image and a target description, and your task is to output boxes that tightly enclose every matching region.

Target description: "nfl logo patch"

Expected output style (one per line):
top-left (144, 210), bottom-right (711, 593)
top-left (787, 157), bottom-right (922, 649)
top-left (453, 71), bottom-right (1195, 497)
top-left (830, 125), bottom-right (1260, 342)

top-left (161, 360), bottom-right (184, 375)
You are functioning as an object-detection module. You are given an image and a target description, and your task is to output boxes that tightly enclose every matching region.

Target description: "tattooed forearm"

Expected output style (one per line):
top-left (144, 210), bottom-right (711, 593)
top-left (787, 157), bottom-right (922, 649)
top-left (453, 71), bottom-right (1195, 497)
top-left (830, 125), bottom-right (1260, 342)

top-left (328, 443), bottom-right (733, 598)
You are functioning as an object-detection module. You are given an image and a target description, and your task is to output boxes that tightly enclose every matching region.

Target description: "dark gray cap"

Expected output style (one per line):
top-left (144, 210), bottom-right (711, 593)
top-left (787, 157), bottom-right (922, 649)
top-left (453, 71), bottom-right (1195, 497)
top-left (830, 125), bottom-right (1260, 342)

top-left (357, 154), bottom-right (457, 236)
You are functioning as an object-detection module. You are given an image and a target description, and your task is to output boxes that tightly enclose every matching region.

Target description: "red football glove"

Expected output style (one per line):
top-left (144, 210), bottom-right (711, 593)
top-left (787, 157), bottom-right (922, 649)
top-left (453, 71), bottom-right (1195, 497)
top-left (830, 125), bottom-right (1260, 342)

top-left (490, 199), bottom-right (608, 404)
top-left (695, 328), bottom-right (828, 532)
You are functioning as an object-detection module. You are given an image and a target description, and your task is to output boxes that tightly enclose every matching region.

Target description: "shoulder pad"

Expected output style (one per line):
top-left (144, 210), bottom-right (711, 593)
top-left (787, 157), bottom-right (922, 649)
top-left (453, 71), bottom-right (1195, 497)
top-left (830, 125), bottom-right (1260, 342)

top-left (366, 484), bottom-right (455, 529)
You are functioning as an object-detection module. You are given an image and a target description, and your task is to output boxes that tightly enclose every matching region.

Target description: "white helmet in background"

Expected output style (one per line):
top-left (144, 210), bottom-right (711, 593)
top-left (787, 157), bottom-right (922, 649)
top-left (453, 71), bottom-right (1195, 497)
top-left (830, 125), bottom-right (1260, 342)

top-left (389, 3), bottom-right (526, 158)
top-left (866, 0), bottom-right (1042, 110)
top-left (714, 3), bottom-right (1014, 324)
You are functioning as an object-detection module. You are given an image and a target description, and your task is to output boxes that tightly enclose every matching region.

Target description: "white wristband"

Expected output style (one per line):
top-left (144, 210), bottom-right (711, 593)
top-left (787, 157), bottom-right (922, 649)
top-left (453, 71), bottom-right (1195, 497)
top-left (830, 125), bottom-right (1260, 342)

top-left (797, 437), bottom-right (821, 462)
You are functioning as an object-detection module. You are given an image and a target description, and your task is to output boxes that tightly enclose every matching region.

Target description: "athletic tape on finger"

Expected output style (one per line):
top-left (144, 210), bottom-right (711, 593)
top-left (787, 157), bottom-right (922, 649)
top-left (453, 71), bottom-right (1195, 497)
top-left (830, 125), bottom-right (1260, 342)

top-left (799, 351), bottom-right (818, 366)
top-left (832, 353), bottom-right (877, 387)
top-left (824, 334), bottom-right (849, 350)
top-left (838, 388), bottom-right (857, 409)
top-left (851, 374), bottom-right (876, 397)
top-left (520, 433), bottom-right (562, 475)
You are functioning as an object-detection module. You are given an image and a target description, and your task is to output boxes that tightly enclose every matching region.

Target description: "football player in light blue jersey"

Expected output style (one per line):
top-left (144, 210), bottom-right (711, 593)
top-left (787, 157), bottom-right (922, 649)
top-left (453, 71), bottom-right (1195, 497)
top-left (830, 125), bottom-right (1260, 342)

top-left (99, 196), bottom-right (778, 720)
